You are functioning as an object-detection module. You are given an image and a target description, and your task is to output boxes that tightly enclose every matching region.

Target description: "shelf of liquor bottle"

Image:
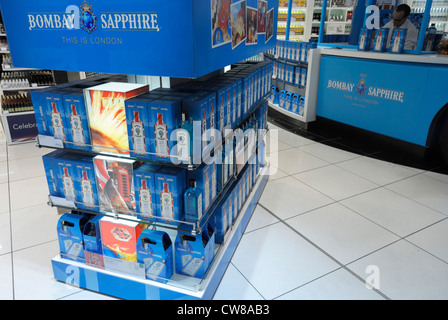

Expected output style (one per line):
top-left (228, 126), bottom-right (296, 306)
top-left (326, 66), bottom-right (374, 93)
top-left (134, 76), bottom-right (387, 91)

top-left (0, 33), bottom-right (6, 37)
top-left (51, 165), bottom-right (270, 300)
top-left (268, 100), bottom-right (305, 121)
top-left (45, 130), bottom-right (263, 236)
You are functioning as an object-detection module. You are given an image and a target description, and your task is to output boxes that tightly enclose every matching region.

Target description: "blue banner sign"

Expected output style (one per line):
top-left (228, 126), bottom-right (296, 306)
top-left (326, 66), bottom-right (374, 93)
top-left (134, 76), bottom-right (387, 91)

top-left (0, 0), bottom-right (278, 78)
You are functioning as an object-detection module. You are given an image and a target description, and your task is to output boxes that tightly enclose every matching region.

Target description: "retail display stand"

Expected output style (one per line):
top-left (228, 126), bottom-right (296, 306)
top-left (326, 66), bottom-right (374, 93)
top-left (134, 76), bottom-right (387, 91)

top-left (52, 166), bottom-right (270, 300)
top-left (0, 0), bottom-right (278, 300)
top-left (265, 40), bottom-right (320, 128)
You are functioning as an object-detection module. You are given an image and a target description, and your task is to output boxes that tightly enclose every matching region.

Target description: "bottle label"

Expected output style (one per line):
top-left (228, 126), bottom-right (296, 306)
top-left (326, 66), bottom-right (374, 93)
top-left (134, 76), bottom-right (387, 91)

top-left (70, 114), bottom-right (85, 146)
top-left (155, 124), bottom-right (170, 158)
top-left (132, 122), bottom-right (146, 154)
top-left (161, 192), bottom-right (174, 220)
top-left (81, 179), bottom-right (94, 207)
top-left (63, 176), bottom-right (76, 202)
top-left (51, 112), bottom-right (65, 140)
top-left (176, 129), bottom-right (190, 162)
top-left (140, 189), bottom-right (153, 217)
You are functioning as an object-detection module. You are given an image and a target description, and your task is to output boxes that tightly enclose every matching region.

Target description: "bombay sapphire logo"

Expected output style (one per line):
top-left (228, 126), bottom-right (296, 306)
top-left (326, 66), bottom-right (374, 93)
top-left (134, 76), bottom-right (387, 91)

top-left (356, 78), bottom-right (367, 95)
top-left (80, 0), bottom-right (97, 34)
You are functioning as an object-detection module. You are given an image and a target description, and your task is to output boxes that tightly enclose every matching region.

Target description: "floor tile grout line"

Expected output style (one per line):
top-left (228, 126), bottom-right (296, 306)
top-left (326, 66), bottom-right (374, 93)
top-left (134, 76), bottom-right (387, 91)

top-left (288, 166), bottom-right (448, 219)
top-left (228, 262), bottom-right (267, 300)
top-left (257, 202), bottom-right (392, 300)
top-left (382, 181), bottom-right (448, 217)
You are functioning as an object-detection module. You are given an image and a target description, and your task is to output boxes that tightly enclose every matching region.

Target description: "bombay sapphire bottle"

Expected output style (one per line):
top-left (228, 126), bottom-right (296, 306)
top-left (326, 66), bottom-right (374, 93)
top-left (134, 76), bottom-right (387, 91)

top-left (176, 113), bottom-right (193, 163)
top-left (184, 179), bottom-right (203, 222)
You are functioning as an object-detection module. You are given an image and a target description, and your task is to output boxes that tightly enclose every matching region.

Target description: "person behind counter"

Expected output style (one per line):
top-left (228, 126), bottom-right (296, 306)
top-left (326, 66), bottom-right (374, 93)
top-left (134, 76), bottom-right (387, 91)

top-left (384, 4), bottom-right (418, 50)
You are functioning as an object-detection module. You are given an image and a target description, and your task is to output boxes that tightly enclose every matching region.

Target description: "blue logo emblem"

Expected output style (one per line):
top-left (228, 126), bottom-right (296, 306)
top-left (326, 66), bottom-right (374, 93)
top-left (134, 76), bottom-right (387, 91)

top-left (356, 78), bottom-right (367, 95)
top-left (80, 0), bottom-right (97, 34)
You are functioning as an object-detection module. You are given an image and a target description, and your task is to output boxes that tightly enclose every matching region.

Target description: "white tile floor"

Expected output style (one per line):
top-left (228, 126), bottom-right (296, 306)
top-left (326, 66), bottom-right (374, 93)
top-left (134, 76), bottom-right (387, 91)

top-left (1, 122), bottom-right (448, 300)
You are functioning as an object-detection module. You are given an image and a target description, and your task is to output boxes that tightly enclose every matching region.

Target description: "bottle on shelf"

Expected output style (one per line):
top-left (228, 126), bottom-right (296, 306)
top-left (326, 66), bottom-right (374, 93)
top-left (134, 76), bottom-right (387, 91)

top-left (176, 112), bottom-right (193, 163)
top-left (184, 179), bottom-right (203, 222)
top-left (1, 93), bottom-right (34, 113)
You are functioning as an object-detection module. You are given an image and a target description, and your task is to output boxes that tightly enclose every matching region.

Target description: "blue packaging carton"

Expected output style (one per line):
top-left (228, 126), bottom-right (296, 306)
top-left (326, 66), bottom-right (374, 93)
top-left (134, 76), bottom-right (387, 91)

top-left (134, 163), bottom-right (160, 221)
top-left (174, 224), bottom-right (214, 278)
top-left (42, 149), bottom-right (65, 198)
top-left (74, 154), bottom-right (100, 212)
top-left (390, 28), bottom-right (407, 54)
top-left (31, 88), bottom-right (52, 136)
top-left (372, 28), bottom-right (389, 52)
top-left (125, 97), bottom-right (152, 160)
top-left (56, 152), bottom-right (80, 203)
top-left (358, 28), bottom-right (373, 51)
top-left (148, 98), bottom-right (182, 163)
top-left (155, 166), bottom-right (186, 222)
top-left (83, 215), bottom-right (105, 269)
top-left (62, 90), bottom-right (91, 152)
top-left (57, 212), bottom-right (89, 262)
top-left (181, 91), bottom-right (210, 160)
top-left (216, 85), bottom-right (227, 135)
top-left (44, 89), bottom-right (71, 143)
top-left (136, 229), bottom-right (173, 283)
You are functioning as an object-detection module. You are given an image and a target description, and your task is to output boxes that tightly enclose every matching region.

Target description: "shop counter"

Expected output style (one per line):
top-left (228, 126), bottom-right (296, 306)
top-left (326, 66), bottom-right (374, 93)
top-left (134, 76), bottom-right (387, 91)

top-left (314, 47), bottom-right (448, 149)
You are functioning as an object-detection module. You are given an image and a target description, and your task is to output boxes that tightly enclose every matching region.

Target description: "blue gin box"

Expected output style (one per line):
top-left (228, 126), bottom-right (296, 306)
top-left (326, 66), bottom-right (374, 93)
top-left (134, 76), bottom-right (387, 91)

top-left (31, 88), bottom-right (52, 136)
top-left (83, 215), bottom-right (105, 269)
top-left (372, 28), bottom-right (389, 52)
top-left (56, 152), bottom-right (81, 204)
top-left (134, 163), bottom-right (160, 221)
top-left (42, 149), bottom-right (65, 197)
top-left (62, 90), bottom-right (92, 152)
top-left (57, 212), bottom-right (89, 263)
top-left (136, 229), bottom-right (173, 283)
top-left (174, 224), bottom-right (214, 278)
top-left (358, 28), bottom-right (373, 51)
top-left (125, 97), bottom-right (152, 160)
top-left (148, 98), bottom-right (182, 163)
top-left (44, 89), bottom-right (72, 143)
top-left (154, 166), bottom-right (186, 222)
top-left (181, 91), bottom-right (211, 161)
top-left (74, 154), bottom-right (100, 212)
top-left (390, 28), bottom-right (407, 54)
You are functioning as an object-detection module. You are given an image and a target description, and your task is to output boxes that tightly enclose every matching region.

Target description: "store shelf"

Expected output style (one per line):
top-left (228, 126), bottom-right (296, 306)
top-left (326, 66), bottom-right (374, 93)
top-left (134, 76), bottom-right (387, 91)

top-left (38, 96), bottom-right (269, 169)
top-left (268, 101), bottom-right (305, 121)
top-left (2, 67), bottom-right (40, 71)
top-left (1, 85), bottom-right (51, 91)
top-left (52, 165), bottom-right (270, 300)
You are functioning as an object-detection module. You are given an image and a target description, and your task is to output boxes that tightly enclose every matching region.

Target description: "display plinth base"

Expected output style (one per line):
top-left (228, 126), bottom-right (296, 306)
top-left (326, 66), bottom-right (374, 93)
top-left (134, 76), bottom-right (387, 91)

top-left (52, 166), bottom-right (270, 300)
